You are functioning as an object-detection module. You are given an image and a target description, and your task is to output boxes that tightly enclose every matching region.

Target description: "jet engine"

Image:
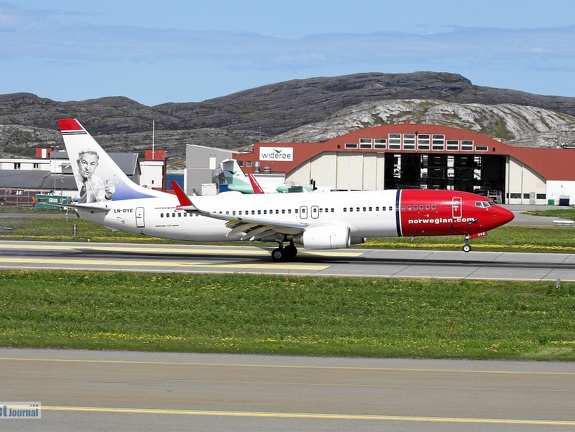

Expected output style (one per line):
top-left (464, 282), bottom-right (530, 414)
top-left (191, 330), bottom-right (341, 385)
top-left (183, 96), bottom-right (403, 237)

top-left (294, 225), bottom-right (351, 250)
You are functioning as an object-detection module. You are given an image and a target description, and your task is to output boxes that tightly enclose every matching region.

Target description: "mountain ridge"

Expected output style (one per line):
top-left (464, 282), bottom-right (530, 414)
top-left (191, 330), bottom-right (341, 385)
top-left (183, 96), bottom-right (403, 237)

top-left (1, 72), bottom-right (575, 167)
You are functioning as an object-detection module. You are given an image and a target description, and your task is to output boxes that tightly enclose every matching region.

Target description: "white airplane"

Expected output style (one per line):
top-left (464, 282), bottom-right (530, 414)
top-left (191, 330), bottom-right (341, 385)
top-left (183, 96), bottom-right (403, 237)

top-left (59, 118), bottom-right (515, 261)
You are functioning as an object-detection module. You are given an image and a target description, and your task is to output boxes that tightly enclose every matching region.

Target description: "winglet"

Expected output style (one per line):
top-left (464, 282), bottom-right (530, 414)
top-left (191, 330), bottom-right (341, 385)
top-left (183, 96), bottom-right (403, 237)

top-left (170, 180), bottom-right (194, 207)
top-left (247, 173), bottom-right (265, 194)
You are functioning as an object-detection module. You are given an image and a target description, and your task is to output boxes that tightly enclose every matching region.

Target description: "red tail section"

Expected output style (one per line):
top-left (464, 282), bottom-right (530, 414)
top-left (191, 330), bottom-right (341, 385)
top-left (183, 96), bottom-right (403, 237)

top-left (247, 173), bottom-right (265, 194)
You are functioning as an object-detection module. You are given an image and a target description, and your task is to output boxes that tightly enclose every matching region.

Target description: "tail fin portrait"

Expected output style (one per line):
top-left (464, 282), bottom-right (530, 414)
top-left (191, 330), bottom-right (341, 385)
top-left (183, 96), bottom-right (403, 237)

top-left (58, 119), bottom-right (164, 202)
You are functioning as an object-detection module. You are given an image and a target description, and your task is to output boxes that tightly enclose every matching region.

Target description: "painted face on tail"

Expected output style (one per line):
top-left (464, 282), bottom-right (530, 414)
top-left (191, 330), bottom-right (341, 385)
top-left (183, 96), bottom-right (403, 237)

top-left (78, 151), bottom-right (99, 179)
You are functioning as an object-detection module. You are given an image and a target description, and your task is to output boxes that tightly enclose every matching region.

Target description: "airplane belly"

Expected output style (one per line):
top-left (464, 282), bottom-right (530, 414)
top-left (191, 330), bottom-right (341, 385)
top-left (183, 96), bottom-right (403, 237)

top-left (147, 213), bottom-right (233, 242)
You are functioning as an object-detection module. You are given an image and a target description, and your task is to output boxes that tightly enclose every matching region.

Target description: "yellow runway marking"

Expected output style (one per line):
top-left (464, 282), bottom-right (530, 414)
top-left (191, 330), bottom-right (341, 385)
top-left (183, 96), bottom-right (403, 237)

top-left (40, 405), bottom-right (575, 425)
top-left (0, 257), bottom-right (328, 271)
top-left (0, 243), bottom-right (361, 257)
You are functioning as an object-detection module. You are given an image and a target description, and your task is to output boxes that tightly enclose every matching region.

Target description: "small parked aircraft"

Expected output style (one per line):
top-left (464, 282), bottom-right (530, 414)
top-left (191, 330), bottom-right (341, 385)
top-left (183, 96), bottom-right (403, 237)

top-left (221, 158), bottom-right (316, 194)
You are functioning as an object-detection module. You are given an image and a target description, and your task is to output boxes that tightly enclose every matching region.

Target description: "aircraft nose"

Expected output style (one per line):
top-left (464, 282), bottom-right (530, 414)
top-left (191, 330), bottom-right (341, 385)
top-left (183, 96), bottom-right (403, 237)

top-left (495, 205), bottom-right (515, 226)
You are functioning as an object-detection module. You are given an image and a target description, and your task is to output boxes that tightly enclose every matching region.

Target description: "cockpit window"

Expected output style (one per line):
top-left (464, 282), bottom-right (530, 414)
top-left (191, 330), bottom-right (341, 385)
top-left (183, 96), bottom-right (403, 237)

top-left (475, 201), bottom-right (496, 208)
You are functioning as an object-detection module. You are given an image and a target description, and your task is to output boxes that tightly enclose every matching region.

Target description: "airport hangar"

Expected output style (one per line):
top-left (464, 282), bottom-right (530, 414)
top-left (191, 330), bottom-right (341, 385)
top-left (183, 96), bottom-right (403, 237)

top-left (222, 121), bottom-right (575, 205)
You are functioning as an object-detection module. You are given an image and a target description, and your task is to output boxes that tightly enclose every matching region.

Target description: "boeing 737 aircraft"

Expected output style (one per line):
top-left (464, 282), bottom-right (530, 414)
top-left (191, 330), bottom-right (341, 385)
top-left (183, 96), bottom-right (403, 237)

top-left (59, 118), bottom-right (514, 261)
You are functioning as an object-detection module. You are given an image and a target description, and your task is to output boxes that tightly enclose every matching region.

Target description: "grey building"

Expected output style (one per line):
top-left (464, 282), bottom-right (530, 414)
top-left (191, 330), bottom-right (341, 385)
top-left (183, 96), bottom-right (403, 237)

top-left (184, 144), bottom-right (236, 195)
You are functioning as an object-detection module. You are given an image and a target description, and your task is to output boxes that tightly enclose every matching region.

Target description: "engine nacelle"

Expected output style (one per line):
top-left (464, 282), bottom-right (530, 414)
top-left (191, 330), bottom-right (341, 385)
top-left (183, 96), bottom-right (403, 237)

top-left (294, 225), bottom-right (351, 250)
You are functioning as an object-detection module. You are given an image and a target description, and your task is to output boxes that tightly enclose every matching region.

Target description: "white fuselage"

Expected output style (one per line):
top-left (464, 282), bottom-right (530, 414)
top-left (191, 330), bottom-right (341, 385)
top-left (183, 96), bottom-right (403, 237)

top-left (77, 190), bottom-right (400, 242)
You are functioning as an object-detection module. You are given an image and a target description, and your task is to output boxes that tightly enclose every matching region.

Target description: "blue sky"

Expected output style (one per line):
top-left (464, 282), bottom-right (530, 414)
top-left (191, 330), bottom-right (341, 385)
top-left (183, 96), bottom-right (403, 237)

top-left (1, 0), bottom-right (575, 106)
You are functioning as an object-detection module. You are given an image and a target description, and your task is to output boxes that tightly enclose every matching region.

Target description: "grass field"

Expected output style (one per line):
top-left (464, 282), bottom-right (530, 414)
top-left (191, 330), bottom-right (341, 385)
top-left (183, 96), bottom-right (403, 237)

top-left (1, 208), bottom-right (575, 360)
top-left (1, 271), bottom-right (574, 360)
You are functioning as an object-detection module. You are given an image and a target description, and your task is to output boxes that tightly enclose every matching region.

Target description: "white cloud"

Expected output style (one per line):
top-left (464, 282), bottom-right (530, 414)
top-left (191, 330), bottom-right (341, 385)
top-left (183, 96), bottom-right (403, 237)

top-left (3, 1), bottom-right (575, 103)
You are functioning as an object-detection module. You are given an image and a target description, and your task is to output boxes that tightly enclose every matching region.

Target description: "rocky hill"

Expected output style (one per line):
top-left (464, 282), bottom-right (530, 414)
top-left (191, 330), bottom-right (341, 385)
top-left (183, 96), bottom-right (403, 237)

top-left (1, 72), bottom-right (575, 168)
top-left (273, 99), bottom-right (575, 148)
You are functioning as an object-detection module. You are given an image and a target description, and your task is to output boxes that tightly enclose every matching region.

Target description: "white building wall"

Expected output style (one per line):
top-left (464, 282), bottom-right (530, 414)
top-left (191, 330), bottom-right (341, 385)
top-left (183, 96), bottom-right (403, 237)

top-left (289, 152), bottom-right (385, 191)
top-left (336, 153), bottom-right (364, 190)
top-left (362, 153), bottom-right (386, 190)
top-left (0, 159), bottom-right (51, 170)
top-left (140, 161), bottom-right (164, 189)
top-left (289, 153), bottom-right (337, 189)
top-left (547, 181), bottom-right (575, 205)
top-left (506, 157), bottom-right (548, 204)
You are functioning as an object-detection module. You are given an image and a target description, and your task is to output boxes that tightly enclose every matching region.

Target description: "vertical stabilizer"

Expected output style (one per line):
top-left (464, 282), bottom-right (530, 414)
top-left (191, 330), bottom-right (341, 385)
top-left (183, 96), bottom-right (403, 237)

top-left (59, 118), bottom-right (165, 202)
top-left (221, 158), bottom-right (256, 194)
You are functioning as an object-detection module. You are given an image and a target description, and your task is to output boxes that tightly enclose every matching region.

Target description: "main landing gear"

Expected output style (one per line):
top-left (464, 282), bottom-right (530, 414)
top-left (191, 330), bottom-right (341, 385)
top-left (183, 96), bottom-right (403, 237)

top-left (271, 241), bottom-right (298, 261)
top-left (462, 235), bottom-right (472, 253)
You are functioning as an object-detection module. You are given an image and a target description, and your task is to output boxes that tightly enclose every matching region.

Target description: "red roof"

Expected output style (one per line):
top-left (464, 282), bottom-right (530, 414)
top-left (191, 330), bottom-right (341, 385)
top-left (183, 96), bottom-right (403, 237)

top-left (236, 123), bottom-right (574, 181)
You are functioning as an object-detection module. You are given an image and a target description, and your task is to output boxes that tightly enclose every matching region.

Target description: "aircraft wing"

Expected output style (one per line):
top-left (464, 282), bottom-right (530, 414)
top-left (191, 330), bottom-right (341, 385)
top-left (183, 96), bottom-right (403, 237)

top-left (170, 180), bottom-right (306, 240)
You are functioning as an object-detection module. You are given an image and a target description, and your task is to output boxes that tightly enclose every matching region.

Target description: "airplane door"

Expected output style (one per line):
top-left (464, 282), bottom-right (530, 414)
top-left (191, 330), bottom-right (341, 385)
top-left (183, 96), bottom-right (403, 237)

top-left (452, 197), bottom-right (463, 219)
top-left (300, 206), bottom-right (308, 219)
top-left (311, 205), bottom-right (319, 219)
top-left (135, 207), bottom-right (145, 228)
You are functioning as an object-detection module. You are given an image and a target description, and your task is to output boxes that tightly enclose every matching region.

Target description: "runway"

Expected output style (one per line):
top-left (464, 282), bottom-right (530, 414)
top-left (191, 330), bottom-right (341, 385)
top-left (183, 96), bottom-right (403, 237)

top-left (2, 240), bottom-right (575, 281)
top-left (1, 348), bottom-right (574, 432)
top-left (2, 236), bottom-right (575, 431)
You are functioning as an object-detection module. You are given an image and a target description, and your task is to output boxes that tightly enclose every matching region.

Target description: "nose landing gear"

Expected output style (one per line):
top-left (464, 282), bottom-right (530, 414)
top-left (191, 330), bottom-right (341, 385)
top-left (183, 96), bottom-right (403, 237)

top-left (462, 234), bottom-right (471, 253)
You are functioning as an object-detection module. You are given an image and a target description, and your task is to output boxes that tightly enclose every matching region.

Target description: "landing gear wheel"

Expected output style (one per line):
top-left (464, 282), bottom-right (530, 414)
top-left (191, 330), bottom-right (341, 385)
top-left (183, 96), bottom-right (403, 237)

top-left (271, 248), bottom-right (284, 261)
top-left (462, 243), bottom-right (471, 253)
